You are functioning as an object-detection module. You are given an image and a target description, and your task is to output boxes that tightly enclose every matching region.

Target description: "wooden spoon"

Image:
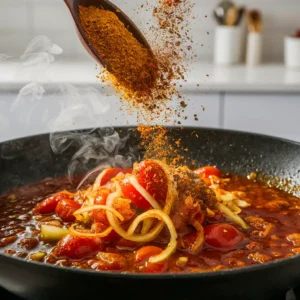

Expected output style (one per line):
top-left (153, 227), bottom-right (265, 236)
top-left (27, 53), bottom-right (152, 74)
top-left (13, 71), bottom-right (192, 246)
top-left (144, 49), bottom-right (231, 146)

top-left (64, 0), bottom-right (152, 72)
top-left (246, 9), bottom-right (262, 33)
top-left (226, 5), bottom-right (238, 26)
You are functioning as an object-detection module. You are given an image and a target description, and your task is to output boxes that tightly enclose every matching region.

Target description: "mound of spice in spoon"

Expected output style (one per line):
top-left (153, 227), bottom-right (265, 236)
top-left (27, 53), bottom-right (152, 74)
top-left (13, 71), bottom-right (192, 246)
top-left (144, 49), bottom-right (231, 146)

top-left (79, 6), bottom-right (158, 96)
top-left (79, 5), bottom-right (180, 118)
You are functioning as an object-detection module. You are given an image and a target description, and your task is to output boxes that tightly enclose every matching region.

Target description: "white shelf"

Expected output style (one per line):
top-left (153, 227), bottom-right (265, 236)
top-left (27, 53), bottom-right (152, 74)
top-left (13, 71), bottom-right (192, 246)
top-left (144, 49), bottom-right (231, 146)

top-left (1, 61), bottom-right (300, 93)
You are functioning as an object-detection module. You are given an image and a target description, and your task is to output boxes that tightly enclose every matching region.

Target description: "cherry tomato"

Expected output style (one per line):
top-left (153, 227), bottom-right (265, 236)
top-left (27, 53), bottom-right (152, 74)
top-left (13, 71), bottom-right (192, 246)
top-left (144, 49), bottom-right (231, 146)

top-left (204, 224), bottom-right (242, 249)
top-left (54, 235), bottom-right (104, 259)
top-left (194, 166), bottom-right (221, 178)
top-left (92, 187), bottom-right (111, 224)
top-left (120, 179), bottom-right (150, 211)
top-left (55, 199), bottom-right (81, 222)
top-left (100, 168), bottom-right (132, 186)
top-left (135, 246), bottom-right (167, 273)
top-left (33, 192), bottom-right (71, 215)
top-left (136, 161), bottom-right (167, 203)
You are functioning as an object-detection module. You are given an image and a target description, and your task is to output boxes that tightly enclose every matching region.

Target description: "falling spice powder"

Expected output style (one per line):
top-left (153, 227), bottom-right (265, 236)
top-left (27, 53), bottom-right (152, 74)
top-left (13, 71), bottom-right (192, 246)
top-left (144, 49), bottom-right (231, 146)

top-left (79, 1), bottom-right (196, 164)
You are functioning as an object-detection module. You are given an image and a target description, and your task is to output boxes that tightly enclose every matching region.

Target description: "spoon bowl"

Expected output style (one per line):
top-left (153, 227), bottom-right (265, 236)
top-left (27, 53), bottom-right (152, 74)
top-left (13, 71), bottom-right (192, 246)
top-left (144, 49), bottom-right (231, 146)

top-left (246, 9), bottom-right (262, 33)
top-left (64, 0), bottom-right (152, 72)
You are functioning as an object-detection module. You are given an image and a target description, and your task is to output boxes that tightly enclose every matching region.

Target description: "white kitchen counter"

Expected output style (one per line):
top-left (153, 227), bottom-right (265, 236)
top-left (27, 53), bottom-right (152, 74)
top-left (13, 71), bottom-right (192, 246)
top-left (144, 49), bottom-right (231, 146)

top-left (1, 61), bottom-right (300, 93)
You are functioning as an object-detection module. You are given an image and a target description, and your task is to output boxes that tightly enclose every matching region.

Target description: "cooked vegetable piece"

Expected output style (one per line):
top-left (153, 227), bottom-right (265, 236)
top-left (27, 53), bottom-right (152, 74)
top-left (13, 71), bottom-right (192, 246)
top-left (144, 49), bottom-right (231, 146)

top-left (120, 179), bottom-right (150, 210)
top-left (204, 224), bottom-right (242, 249)
top-left (136, 161), bottom-right (168, 202)
top-left (40, 225), bottom-right (69, 242)
top-left (33, 192), bottom-right (72, 215)
top-left (135, 246), bottom-right (167, 273)
top-left (55, 199), bottom-right (81, 222)
top-left (29, 252), bottom-right (46, 261)
top-left (100, 168), bottom-right (132, 186)
top-left (54, 235), bottom-right (104, 259)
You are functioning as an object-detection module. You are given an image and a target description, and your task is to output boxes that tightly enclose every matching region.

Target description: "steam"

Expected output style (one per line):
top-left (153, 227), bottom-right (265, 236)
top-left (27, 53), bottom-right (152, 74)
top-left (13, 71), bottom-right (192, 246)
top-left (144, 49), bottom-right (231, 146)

top-left (11, 82), bottom-right (45, 112)
top-left (20, 35), bottom-right (63, 66)
top-left (0, 54), bottom-right (13, 61)
top-left (1, 35), bottom-right (135, 181)
top-left (50, 128), bottom-right (137, 179)
top-left (48, 84), bottom-right (110, 132)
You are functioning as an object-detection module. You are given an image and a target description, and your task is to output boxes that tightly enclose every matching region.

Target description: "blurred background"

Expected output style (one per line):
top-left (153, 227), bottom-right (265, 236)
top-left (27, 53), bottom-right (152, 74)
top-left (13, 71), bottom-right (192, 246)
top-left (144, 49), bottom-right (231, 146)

top-left (0, 0), bottom-right (300, 141)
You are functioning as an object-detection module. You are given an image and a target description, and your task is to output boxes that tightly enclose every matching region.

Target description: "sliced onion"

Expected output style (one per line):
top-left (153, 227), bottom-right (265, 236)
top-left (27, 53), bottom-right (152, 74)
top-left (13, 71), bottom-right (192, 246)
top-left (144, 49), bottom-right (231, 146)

top-left (141, 218), bottom-right (154, 234)
top-left (128, 175), bottom-right (161, 209)
top-left (124, 209), bottom-right (177, 263)
top-left (69, 224), bottom-right (113, 238)
top-left (234, 199), bottom-right (251, 208)
top-left (150, 160), bottom-right (178, 214)
top-left (92, 169), bottom-right (110, 191)
top-left (220, 193), bottom-right (234, 202)
top-left (227, 202), bottom-right (242, 214)
top-left (206, 208), bottom-right (215, 217)
top-left (77, 165), bottom-right (110, 190)
top-left (106, 186), bottom-right (165, 242)
top-left (74, 205), bottom-right (124, 222)
top-left (218, 203), bottom-right (249, 229)
top-left (140, 210), bottom-right (177, 263)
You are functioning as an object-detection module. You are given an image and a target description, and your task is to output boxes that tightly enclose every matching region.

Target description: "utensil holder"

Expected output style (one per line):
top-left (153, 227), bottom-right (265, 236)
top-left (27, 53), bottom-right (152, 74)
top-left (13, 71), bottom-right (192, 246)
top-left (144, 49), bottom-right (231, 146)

top-left (246, 32), bottom-right (262, 66)
top-left (284, 36), bottom-right (300, 70)
top-left (214, 25), bottom-right (243, 65)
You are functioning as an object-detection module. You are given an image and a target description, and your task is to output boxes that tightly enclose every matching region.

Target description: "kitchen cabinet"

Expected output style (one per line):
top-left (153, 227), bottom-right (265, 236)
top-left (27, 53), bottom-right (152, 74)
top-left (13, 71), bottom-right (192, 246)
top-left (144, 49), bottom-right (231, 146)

top-left (1, 88), bottom-right (300, 143)
top-left (0, 91), bottom-right (220, 142)
top-left (223, 93), bottom-right (300, 142)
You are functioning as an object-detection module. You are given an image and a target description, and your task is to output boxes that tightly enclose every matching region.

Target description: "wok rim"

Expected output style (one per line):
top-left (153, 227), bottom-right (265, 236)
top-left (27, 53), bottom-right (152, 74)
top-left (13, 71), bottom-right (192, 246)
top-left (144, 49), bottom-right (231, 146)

top-left (1, 126), bottom-right (300, 280)
top-left (1, 126), bottom-right (300, 147)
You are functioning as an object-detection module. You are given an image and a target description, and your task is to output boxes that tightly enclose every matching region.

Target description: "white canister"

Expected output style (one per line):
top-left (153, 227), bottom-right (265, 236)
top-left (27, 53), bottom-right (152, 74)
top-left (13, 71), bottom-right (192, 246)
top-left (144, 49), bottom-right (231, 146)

top-left (284, 36), bottom-right (300, 69)
top-left (214, 25), bottom-right (243, 65)
top-left (246, 32), bottom-right (262, 66)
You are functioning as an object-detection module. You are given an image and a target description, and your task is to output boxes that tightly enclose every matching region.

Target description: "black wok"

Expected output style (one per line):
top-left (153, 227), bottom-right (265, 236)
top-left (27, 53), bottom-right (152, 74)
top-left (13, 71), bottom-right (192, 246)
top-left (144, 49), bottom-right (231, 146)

top-left (1, 127), bottom-right (300, 300)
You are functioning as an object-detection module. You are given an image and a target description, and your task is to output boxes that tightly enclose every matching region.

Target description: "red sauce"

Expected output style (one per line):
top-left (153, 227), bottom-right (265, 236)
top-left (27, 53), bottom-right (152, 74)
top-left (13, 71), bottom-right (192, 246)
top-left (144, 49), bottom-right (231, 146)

top-left (1, 174), bottom-right (300, 273)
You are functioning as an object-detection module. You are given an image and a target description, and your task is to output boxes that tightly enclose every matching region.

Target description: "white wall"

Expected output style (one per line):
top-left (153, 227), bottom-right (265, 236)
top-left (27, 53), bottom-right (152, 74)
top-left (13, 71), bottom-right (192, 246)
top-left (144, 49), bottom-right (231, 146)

top-left (0, 0), bottom-right (299, 63)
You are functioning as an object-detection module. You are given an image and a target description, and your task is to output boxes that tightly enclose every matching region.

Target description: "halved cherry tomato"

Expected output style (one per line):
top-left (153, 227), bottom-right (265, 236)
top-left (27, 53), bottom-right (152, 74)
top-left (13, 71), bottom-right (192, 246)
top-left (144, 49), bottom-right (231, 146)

top-left (194, 166), bottom-right (221, 178)
top-left (54, 235), bottom-right (104, 259)
top-left (120, 179), bottom-right (150, 211)
top-left (135, 246), bottom-right (167, 273)
top-left (136, 161), bottom-right (167, 203)
top-left (33, 192), bottom-right (71, 215)
top-left (100, 168), bottom-right (132, 186)
top-left (55, 199), bottom-right (81, 222)
top-left (204, 224), bottom-right (242, 249)
top-left (120, 161), bottom-right (168, 210)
